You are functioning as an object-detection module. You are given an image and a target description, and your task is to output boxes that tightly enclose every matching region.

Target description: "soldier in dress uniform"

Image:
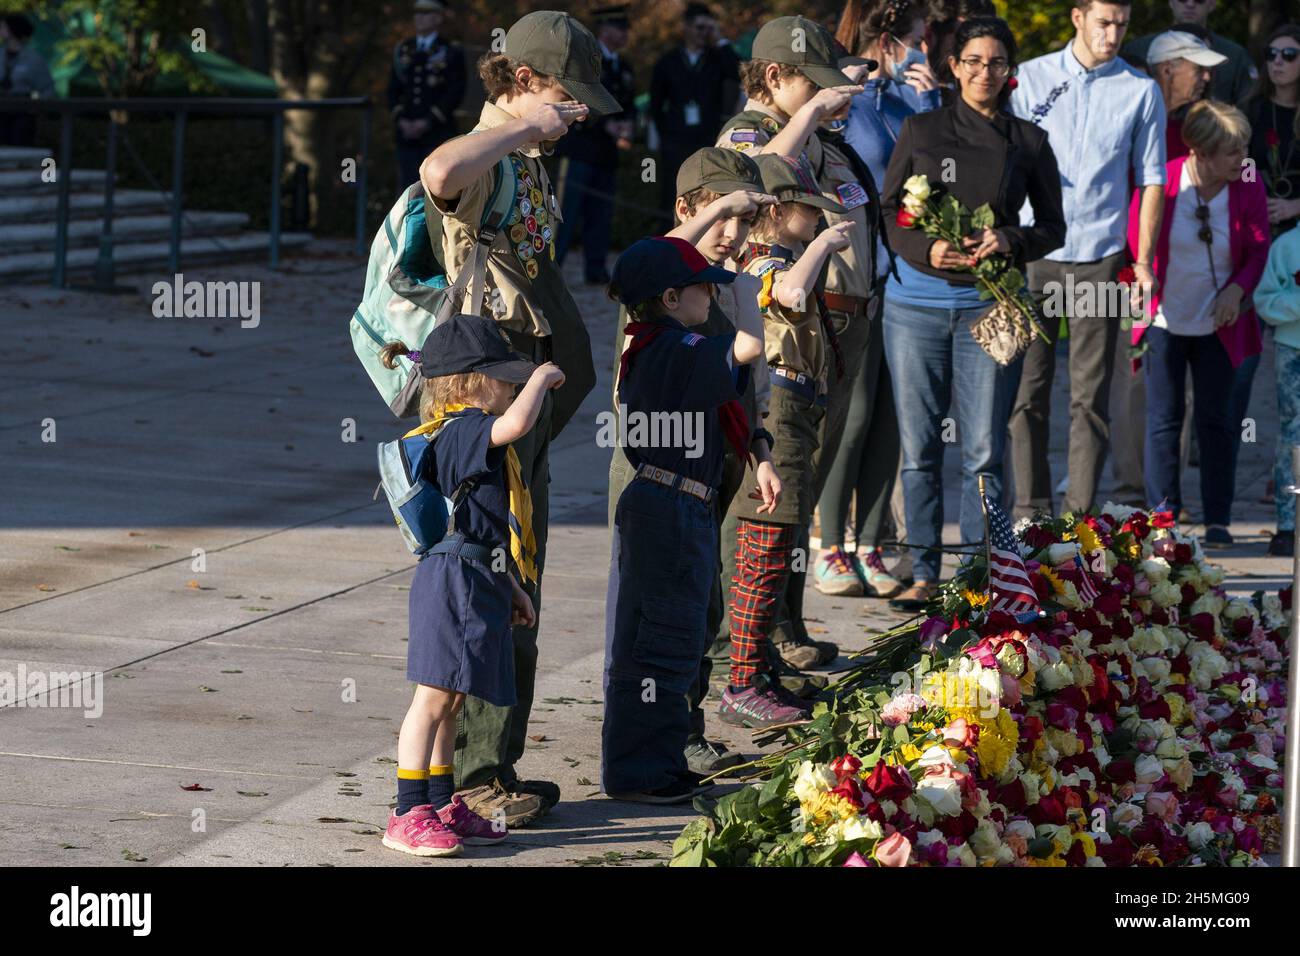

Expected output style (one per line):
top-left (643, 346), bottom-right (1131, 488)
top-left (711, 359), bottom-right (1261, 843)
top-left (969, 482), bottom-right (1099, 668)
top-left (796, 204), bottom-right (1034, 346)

top-left (388, 0), bottom-right (467, 191)
top-left (554, 5), bottom-right (637, 285)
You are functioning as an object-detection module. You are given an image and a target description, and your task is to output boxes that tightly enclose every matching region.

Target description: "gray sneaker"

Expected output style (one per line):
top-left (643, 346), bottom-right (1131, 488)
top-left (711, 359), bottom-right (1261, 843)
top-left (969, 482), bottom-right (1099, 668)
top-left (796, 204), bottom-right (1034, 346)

top-left (684, 738), bottom-right (745, 776)
top-left (718, 680), bottom-right (811, 729)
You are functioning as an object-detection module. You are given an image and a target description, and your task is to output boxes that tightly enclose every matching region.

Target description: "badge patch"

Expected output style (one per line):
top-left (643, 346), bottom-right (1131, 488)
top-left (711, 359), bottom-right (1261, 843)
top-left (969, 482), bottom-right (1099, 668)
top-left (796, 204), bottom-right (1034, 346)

top-left (835, 182), bottom-right (869, 209)
top-left (729, 130), bottom-right (759, 143)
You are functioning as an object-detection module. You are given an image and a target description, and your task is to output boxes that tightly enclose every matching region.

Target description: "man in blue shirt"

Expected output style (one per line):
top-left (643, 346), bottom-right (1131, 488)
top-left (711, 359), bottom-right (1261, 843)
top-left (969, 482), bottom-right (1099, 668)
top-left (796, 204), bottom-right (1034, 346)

top-left (1008, 0), bottom-right (1166, 520)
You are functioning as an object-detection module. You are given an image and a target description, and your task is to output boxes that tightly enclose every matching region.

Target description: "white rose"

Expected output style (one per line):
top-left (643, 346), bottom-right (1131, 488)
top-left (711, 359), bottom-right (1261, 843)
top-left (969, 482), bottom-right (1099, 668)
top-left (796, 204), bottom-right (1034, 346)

top-left (1005, 819), bottom-right (1035, 842)
top-left (916, 774), bottom-right (963, 817)
top-left (825, 815), bottom-right (883, 844)
top-left (903, 174), bottom-right (932, 201)
top-left (1151, 581), bottom-right (1183, 608)
top-left (953, 842), bottom-right (978, 867)
top-left (1113, 802), bottom-right (1143, 831)
top-left (1141, 556), bottom-right (1172, 584)
top-left (1043, 542), bottom-right (1082, 565)
top-left (793, 760), bottom-right (836, 803)
top-left (1135, 754), bottom-right (1164, 785)
top-left (1189, 592), bottom-right (1224, 620)
top-left (915, 828), bottom-right (946, 848)
top-left (1185, 821), bottom-right (1215, 850)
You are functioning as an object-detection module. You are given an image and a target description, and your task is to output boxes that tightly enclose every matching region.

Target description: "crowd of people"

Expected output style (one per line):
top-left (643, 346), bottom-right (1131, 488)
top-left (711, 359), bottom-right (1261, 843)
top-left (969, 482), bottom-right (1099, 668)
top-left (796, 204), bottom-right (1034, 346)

top-left (372, 0), bottom-right (1300, 859)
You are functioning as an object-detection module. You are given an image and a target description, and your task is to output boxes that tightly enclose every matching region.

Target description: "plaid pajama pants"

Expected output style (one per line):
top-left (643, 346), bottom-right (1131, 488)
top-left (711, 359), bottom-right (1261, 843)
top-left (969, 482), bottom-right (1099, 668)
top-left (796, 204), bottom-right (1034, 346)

top-left (728, 518), bottom-right (800, 687)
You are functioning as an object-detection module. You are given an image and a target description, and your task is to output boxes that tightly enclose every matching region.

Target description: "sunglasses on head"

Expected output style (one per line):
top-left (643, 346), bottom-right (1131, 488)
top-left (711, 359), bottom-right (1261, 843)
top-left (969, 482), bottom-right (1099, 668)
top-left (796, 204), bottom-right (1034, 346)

top-left (1268, 46), bottom-right (1300, 63)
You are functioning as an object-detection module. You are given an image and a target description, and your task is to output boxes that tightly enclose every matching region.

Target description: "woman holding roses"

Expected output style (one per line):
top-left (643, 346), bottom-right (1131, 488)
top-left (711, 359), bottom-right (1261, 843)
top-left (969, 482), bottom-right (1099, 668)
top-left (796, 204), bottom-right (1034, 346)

top-left (1244, 23), bottom-right (1300, 237)
top-left (879, 15), bottom-right (1064, 608)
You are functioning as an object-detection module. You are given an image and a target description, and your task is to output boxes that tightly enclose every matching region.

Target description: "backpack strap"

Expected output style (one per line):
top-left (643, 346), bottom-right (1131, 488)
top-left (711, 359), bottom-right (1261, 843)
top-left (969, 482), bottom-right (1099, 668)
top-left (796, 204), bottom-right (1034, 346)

top-left (463, 153), bottom-right (519, 318)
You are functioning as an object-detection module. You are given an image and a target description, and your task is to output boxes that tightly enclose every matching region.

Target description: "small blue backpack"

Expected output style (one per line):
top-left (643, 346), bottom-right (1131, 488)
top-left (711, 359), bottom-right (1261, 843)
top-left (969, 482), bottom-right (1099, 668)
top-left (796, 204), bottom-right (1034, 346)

top-left (375, 428), bottom-right (477, 557)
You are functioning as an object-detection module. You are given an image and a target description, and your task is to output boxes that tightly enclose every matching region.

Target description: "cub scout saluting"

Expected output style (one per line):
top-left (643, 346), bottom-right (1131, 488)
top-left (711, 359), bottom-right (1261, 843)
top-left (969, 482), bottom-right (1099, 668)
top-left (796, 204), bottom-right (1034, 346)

top-left (419, 9), bottom-right (619, 828)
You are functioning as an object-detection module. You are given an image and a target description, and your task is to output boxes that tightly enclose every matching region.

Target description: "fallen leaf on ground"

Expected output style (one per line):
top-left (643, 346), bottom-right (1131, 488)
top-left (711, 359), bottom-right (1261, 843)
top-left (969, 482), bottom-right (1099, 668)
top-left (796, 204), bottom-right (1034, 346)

top-left (180, 783), bottom-right (212, 792)
top-left (236, 791), bottom-right (268, 797)
top-left (35, 584), bottom-right (56, 591)
top-left (121, 849), bottom-right (147, 862)
top-left (528, 734), bottom-right (548, 742)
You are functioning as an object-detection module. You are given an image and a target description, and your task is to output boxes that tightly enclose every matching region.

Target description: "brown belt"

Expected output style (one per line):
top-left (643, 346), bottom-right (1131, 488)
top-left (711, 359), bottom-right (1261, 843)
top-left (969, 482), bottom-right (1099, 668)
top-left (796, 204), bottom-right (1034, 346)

top-left (821, 292), bottom-right (870, 318)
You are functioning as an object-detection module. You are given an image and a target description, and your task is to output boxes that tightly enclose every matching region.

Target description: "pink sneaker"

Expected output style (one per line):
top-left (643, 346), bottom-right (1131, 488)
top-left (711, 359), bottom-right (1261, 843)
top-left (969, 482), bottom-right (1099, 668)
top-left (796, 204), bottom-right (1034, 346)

top-left (381, 805), bottom-right (463, 857)
top-left (437, 794), bottom-right (509, 845)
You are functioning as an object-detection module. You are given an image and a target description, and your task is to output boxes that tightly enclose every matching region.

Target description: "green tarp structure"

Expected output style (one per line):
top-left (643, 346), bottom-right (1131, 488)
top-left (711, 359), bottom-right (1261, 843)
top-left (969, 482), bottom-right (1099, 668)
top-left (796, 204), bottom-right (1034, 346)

top-left (29, 13), bottom-right (277, 97)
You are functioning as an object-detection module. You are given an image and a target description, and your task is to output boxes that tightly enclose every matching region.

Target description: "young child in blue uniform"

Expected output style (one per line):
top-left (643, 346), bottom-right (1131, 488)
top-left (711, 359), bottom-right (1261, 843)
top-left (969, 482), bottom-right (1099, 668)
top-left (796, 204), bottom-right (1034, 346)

top-left (601, 237), bottom-right (772, 804)
top-left (377, 313), bottom-right (566, 856)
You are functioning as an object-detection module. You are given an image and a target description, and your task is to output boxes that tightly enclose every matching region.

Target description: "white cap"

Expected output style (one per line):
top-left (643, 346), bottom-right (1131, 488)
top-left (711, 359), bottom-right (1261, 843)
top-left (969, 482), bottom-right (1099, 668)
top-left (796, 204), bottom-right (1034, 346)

top-left (1147, 31), bottom-right (1228, 68)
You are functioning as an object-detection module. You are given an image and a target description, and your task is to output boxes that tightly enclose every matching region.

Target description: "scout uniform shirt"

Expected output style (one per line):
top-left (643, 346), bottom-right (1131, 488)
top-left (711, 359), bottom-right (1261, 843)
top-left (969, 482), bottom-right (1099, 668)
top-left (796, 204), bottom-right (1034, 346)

top-left (429, 100), bottom-right (596, 433)
top-left (617, 318), bottom-right (744, 491)
top-left (718, 100), bottom-right (875, 302)
top-left (739, 241), bottom-right (826, 394)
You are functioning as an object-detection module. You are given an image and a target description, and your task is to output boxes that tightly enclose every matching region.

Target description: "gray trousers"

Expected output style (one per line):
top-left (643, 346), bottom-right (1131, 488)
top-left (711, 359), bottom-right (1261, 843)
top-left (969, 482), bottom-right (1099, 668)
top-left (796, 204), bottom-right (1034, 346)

top-left (1009, 253), bottom-right (1125, 519)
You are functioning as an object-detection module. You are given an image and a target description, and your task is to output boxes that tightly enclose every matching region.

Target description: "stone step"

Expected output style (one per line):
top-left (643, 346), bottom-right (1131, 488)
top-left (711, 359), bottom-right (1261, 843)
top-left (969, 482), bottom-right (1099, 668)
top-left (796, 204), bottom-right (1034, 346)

top-left (3, 210), bottom-right (250, 251)
top-left (0, 231), bottom-right (314, 282)
top-left (0, 188), bottom-right (172, 224)
top-left (0, 167), bottom-right (110, 193)
top-left (0, 146), bottom-right (51, 169)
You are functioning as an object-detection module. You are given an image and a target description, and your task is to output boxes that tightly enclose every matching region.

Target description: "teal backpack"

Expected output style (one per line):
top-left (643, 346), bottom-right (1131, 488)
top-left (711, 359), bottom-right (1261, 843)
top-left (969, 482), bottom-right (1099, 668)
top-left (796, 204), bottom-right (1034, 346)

top-left (350, 155), bottom-right (518, 418)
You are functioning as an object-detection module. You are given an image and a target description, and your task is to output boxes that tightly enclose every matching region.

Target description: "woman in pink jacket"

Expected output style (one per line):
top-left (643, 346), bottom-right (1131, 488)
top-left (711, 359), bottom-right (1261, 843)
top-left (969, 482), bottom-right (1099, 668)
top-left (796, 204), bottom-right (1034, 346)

top-left (1126, 100), bottom-right (1271, 549)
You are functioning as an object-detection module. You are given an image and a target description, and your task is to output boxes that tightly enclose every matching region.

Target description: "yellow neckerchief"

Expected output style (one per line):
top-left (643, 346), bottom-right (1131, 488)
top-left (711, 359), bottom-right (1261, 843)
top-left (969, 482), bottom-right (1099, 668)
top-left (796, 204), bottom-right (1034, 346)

top-left (404, 403), bottom-right (537, 584)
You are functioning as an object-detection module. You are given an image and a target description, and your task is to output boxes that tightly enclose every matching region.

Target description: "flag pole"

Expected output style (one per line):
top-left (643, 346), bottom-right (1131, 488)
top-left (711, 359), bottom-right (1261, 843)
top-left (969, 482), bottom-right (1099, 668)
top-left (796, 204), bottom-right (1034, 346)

top-left (1282, 446), bottom-right (1300, 867)
top-left (978, 474), bottom-right (992, 598)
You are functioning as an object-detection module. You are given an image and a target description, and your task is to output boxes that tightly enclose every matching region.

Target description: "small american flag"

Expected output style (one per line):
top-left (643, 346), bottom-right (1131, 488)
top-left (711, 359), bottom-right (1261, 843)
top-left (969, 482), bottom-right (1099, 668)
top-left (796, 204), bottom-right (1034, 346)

top-left (1073, 555), bottom-right (1100, 603)
top-left (982, 492), bottom-right (1041, 618)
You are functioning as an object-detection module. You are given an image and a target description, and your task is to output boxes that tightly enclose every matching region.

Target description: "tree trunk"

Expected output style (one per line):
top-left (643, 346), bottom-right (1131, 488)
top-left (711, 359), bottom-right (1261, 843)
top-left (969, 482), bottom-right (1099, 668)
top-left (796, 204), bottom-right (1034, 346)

top-left (244, 0), bottom-right (270, 74)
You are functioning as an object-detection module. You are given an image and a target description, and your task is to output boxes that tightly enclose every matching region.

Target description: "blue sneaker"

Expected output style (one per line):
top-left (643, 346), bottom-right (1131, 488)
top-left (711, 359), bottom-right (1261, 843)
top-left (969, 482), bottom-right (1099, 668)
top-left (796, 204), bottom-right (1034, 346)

top-left (813, 547), bottom-right (864, 596)
top-left (858, 548), bottom-right (903, 599)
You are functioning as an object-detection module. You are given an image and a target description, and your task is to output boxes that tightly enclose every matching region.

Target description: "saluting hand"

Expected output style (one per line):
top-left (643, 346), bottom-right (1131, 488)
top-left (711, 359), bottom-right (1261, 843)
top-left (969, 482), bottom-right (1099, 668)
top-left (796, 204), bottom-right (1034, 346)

top-left (527, 101), bottom-right (590, 141)
top-left (715, 190), bottom-right (778, 220)
top-left (809, 85), bottom-right (865, 122)
top-left (816, 220), bottom-right (857, 253)
top-left (533, 361), bottom-right (566, 390)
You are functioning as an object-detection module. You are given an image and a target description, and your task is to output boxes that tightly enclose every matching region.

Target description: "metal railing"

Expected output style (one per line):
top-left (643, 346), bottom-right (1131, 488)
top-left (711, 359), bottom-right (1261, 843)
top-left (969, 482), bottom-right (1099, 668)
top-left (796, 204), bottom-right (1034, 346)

top-left (0, 96), bottom-right (372, 287)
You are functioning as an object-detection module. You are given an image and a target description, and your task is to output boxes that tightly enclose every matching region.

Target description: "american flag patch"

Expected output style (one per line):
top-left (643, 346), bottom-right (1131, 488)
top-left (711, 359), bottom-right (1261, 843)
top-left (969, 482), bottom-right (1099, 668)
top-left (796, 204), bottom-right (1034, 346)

top-left (835, 182), bottom-right (869, 209)
top-left (682, 333), bottom-right (703, 346)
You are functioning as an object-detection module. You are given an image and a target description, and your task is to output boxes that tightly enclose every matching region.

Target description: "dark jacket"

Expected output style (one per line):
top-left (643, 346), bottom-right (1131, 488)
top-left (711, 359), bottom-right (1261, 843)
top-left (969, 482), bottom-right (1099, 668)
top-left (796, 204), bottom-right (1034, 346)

top-left (650, 44), bottom-right (740, 144)
top-left (558, 49), bottom-right (637, 167)
top-left (882, 96), bottom-right (1066, 285)
top-left (387, 34), bottom-right (466, 135)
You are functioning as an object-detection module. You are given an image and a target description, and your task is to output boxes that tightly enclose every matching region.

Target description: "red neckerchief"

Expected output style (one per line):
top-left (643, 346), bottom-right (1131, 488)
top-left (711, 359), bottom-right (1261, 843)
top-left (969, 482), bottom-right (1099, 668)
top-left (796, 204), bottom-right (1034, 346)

top-left (620, 320), bottom-right (752, 466)
top-left (738, 241), bottom-right (846, 379)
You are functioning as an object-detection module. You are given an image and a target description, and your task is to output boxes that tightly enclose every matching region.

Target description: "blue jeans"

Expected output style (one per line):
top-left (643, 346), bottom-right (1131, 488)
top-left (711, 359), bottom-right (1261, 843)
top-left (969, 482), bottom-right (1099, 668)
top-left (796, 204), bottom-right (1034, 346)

top-left (602, 477), bottom-right (716, 793)
top-left (1143, 327), bottom-right (1236, 526)
top-left (1274, 343), bottom-right (1300, 532)
top-left (882, 298), bottom-right (1020, 583)
top-left (555, 158), bottom-right (615, 279)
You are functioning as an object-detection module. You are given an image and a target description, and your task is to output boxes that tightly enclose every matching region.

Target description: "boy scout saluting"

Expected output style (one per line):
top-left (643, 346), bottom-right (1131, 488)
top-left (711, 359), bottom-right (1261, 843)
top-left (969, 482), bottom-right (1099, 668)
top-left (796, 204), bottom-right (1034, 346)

top-left (717, 16), bottom-right (884, 674)
top-left (420, 9), bottom-right (619, 827)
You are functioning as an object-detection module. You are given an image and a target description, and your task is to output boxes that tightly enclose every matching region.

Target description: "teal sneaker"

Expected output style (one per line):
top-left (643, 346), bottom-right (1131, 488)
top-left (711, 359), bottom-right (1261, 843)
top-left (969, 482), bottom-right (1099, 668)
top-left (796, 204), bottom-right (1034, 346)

top-left (813, 546), bottom-right (864, 597)
top-left (858, 548), bottom-right (903, 599)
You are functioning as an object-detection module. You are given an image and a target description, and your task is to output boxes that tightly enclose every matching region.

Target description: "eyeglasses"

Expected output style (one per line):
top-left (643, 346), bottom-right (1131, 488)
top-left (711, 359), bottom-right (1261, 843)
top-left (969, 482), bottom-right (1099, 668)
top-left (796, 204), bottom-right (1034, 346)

top-left (958, 57), bottom-right (1011, 77)
top-left (1267, 46), bottom-right (1300, 63)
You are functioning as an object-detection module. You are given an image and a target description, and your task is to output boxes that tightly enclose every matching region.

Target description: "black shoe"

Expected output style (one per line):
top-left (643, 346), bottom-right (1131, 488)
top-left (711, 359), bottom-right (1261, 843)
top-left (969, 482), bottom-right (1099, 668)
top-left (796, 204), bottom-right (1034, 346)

top-left (684, 738), bottom-right (745, 776)
top-left (504, 777), bottom-right (560, 812)
top-left (1267, 530), bottom-right (1295, 557)
top-left (1203, 525), bottom-right (1234, 549)
top-left (606, 778), bottom-right (699, 805)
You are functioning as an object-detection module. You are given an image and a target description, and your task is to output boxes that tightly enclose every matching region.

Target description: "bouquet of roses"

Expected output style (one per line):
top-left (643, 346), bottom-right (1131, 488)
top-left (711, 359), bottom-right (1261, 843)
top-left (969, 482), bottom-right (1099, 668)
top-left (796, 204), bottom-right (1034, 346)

top-left (897, 174), bottom-right (1048, 365)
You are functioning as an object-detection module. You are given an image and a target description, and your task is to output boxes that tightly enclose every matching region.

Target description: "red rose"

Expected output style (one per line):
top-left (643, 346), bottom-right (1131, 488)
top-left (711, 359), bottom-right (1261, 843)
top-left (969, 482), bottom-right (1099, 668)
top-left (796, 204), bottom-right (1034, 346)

top-left (1006, 76), bottom-right (1019, 90)
top-left (1117, 265), bottom-right (1137, 285)
top-left (830, 754), bottom-right (862, 782)
top-left (1267, 128), bottom-right (1281, 148)
top-left (863, 761), bottom-right (913, 802)
top-left (896, 208), bottom-right (918, 229)
top-left (1150, 509), bottom-right (1175, 529)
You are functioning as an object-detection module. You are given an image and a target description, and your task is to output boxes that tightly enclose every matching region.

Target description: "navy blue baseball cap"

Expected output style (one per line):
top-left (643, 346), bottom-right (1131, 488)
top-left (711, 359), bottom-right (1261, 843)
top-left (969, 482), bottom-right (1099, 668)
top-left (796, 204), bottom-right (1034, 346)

top-left (609, 236), bottom-right (735, 306)
top-left (417, 314), bottom-right (538, 383)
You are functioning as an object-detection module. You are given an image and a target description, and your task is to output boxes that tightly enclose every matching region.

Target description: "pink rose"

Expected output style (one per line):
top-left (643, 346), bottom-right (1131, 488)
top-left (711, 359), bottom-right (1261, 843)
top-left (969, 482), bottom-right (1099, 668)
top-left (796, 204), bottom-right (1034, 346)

top-left (874, 831), bottom-right (912, 867)
top-left (942, 717), bottom-right (979, 750)
top-left (842, 851), bottom-right (870, 867)
top-left (1001, 671), bottom-right (1023, 707)
top-left (1145, 791), bottom-right (1180, 825)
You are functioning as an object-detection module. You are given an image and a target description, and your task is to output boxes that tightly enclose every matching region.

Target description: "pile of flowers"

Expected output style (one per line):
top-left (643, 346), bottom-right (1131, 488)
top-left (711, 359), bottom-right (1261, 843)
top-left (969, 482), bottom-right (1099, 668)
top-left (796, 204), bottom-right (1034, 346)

top-left (672, 504), bottom-right (1291, 867)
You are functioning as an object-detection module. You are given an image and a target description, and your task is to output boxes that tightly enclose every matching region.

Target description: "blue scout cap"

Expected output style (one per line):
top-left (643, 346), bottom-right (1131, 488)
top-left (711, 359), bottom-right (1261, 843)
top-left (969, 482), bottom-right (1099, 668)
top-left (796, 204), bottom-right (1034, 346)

top-left (418, 314), bottom-right (538, 383)
top-left (610, 236), bottom-right (735, 306)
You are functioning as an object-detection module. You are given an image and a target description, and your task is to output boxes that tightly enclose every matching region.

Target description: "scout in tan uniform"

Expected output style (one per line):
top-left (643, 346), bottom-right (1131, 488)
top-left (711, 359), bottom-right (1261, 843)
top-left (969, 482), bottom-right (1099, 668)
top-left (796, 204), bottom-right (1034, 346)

top-left (420, 9), bottom-right (619, 827)
top-left (718, 153), bottom-right (858, 730)
top-left (716, 16), bottom-right (892, 671)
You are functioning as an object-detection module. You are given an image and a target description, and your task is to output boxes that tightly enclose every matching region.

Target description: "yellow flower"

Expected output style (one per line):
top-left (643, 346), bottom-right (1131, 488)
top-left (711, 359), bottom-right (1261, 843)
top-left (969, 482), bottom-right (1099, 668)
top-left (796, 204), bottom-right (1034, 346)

top-left (1028, 854), bottom-right (1066, 867)
top-left (1073, 832), bottom-right (1097, 857)
top-left (1039, 566), bottom-right (1065, 596)
top-left (962, 589), bottom-right (990, 609)
top-left (1074, 521), bottom-right (1102, 556)
top-left (975, 709), bottom-right (1019, 777)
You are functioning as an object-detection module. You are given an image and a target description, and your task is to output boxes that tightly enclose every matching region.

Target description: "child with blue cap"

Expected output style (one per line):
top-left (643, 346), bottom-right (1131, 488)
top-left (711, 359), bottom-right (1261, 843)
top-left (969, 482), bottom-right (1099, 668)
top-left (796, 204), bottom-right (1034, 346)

top-left (601, 236), bottom-right (775, 803)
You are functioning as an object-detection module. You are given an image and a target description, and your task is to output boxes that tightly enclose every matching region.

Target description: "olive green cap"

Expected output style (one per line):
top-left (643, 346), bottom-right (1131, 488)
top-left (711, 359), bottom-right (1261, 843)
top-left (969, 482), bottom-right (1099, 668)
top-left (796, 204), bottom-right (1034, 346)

top-left (676, 147), bottom-right (763, 197)
top-left (750, 16), bottom-right (854, 89)
top-left (504, 11), bottom-right (621, 115)
top-left (752, 153), bottom-right (844, 214)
